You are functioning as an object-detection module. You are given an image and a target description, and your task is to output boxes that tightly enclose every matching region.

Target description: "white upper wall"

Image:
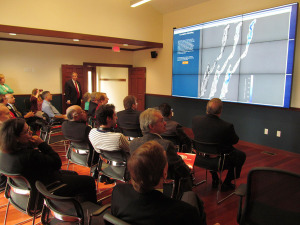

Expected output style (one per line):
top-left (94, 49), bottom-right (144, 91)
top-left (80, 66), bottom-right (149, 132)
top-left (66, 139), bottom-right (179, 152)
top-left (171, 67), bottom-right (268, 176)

top-left (136, 0), bottom-right (300, 108)
top-left (0, 0), bottom-right (163, 42)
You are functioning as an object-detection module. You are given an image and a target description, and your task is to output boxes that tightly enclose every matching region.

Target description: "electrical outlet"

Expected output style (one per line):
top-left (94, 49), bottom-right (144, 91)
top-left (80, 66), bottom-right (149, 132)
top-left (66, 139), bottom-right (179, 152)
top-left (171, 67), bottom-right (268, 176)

top-left (277, 130), bottom-right (281, 137)
top-left (264, 128), bottom-right (268, 135)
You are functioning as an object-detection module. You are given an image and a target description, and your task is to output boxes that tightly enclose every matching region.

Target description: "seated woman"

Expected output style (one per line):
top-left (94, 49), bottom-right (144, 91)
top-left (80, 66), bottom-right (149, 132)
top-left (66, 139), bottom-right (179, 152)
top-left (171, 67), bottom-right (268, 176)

top-left (0, 118), bottom-right (97, 203)
top-left (30, 88), bottom-right (43, 113)
top-left (111, 140), bottom-right (207, 225)
top-left (0, 74), bottom-right (14, 95)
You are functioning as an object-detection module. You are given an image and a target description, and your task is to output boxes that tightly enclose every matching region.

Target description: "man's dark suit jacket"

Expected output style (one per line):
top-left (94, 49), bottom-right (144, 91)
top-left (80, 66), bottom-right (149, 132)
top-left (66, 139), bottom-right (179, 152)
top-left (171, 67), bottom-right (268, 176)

top-left (88, 101), bottom-right (98, 118)
top-left (62, 120), bottom-right (91, 144)
top-left (65, 79), bottom-right (82, 105)
top-left (192, 114), bottom-right (239, 153)
top-left (129, 133), bottom-right (190, 179)
top-left (111, 183), bottom-right (202, 225)
top-left (117, 108), bottom-right (141, 135)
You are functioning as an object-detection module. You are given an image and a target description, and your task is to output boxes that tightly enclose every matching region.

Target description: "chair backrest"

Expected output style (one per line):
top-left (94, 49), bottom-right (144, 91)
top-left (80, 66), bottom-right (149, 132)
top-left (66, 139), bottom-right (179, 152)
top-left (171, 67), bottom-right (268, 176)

top-left (24, 98), bottom-right (31, 112)
top-left (0, 169), bottom-right (43, 217)
top-left (192, 139), bottom-right (220, 155)
top-left (240, 167), bottom-right (300, 225)
top-left (120, 127), bottom-right (142, 138)
top-left (98, 149), bottom-right (129, 182)
top-left (35, 180), bottom-right (85, 224)
top-left (103, 213), bottom-right (131, 225)
top-left (68, 139), bottom-right (96, 167)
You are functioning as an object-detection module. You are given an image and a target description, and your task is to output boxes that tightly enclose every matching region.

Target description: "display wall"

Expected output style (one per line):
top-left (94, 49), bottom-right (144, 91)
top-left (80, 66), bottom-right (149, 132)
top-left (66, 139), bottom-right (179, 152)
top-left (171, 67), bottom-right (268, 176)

top-left (172, 3), bottom-right (298, 108)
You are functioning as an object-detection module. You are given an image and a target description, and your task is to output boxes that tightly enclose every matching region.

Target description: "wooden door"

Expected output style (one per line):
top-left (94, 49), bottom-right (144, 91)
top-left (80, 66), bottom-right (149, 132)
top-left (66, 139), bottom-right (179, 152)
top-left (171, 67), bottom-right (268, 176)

top-left (61, 65), bottom-right (86, 113)
top-left (128, 67), bottom-right (146, 111)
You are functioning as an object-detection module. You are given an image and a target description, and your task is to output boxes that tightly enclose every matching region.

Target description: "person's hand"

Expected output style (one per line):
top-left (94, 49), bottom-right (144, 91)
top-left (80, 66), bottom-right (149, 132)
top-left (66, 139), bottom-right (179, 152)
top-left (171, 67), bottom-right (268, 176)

top-left (66, 100), bottom-right (71, 104)
top-left (29, 135), bottom-right (44, 146)
top-left (24, 111), bottom-right (35, 118)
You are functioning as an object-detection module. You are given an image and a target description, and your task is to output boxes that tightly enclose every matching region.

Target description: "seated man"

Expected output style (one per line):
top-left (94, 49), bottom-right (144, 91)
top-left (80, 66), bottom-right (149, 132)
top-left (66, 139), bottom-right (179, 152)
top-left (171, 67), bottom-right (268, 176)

top-left (41, 91), bottom-right (67, 120)
top-left (0, 103), bottom-right (12, 124)
top-left (89, 104), bottom-right (130, 182)
top-left (117, 95), bottom-right (142, 137)
top-left (89, 104), bottom-right (129, 154)
top-left (5, 93), bottom-right (45, 134)
top-left (62, 105), bottom-right (98, 167)
top-left (192, 98), bottom-right (246, 191)
top-left (111, 140), bottom-right (206, 225)
top-left (159, 103), bottom-right (192, 152)
top-left (129, 108), bottom-right (192, 195)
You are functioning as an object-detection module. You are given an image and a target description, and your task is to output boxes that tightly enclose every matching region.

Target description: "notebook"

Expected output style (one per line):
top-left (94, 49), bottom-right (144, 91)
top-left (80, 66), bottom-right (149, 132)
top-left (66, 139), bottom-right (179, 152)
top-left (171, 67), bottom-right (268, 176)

top-left (177, 152), bottom-right (196, 169)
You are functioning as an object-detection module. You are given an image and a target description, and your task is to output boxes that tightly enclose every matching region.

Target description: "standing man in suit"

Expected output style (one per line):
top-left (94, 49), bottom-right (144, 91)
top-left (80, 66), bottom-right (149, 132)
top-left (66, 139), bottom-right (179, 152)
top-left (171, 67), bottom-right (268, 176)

top-left (65, 72), bottom-right (82, 106)
top-left (192, 98), bottom-right (246, 191)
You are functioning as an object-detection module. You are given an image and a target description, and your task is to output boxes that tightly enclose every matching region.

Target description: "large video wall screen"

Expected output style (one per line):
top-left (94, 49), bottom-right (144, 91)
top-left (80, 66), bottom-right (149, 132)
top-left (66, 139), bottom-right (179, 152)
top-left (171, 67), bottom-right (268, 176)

top-left (172, 3), bottom-right (298, 108)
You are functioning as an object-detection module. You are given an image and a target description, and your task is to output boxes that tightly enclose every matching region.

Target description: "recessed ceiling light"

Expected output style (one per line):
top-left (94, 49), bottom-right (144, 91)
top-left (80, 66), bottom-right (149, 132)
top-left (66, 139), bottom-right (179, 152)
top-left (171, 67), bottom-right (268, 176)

top-left (130, 0), bottom-right (151, 8)
top-left (9, 33), bottom-right (17, 36)
top-left (73, 39), bottom-right (79, 42)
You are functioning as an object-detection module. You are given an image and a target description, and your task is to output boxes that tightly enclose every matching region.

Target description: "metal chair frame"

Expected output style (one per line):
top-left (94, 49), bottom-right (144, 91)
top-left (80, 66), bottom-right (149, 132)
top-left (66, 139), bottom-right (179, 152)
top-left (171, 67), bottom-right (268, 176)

top-left (66, 139), bottom-right (98, 176)
top-left (0, 171), bottom-right (42, 225)
top-left (192, 139), bottom-right (236, 204)
top-left (35, 180), bottom-right (111, 225)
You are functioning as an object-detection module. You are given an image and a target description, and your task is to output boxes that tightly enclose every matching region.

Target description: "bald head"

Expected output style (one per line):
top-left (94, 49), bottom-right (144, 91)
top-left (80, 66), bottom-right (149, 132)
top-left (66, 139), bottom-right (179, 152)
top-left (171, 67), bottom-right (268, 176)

top-left (0, 104), bottom-right (12, 123)
top-left (5, 94), bottom-right (15, 104)
top-left (66, 105), bottom-right (86, 121)
top-left (206, 98), bottom-right (223, 116)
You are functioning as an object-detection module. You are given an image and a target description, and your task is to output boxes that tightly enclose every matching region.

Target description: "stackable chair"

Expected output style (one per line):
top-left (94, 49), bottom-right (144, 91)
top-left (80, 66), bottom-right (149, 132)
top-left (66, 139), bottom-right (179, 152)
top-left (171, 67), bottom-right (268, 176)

top-left (192, 139), bottom-right (236, 204)
top-left (66, 139), bottom-right (98, 176)
top-left (97, 149), bottom-right (129, 183)
top-left (0, 170), bottom-right (44, 225)
top-left (119, 127), bottom-right (142, 141)
top-left (235, 167), bottom-right (300, 225)
top-left (96, 149), bottom-right (129, 201)
top-left (35, 180), bottom-right (111, 225)
top-left (40, 113), bottom-right (65, 145)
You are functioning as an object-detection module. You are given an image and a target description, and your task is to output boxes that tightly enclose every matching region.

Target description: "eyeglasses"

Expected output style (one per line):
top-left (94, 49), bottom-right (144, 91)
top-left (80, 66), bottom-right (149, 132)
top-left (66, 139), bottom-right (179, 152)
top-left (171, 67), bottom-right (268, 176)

top-left (21, 127), bottom-right (32, 135)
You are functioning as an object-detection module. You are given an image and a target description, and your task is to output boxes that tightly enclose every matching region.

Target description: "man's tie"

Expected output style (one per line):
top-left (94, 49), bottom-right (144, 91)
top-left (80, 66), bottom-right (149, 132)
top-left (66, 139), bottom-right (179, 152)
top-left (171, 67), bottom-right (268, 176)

top-left (74, 82), bottom-right (80, 99)
top-left (12, 105), bottom-right (22, 118)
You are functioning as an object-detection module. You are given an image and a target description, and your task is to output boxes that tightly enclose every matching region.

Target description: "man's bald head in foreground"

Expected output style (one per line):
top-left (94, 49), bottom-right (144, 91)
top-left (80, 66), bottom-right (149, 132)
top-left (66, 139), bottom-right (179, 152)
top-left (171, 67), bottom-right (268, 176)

top-left (0, 104), bottom-right (12, 123)
top-left (66, 105), bottom-right (86, 122)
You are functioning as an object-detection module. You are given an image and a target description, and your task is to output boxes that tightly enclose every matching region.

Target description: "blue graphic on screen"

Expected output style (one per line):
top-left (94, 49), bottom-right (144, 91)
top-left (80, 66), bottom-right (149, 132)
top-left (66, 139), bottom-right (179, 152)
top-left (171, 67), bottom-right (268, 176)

top-left (172, 3), bottom-right (298, 108)
top-left (173, 30), bottom-right (200, 97)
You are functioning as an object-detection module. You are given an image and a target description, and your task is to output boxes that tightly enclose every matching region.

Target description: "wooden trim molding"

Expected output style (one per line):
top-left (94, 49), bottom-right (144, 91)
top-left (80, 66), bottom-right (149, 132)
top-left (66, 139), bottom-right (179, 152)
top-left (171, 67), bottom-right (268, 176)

top-left (100, 78), bottom-right (126, 82)
top-left (0, 24), bottom-right (163, 50)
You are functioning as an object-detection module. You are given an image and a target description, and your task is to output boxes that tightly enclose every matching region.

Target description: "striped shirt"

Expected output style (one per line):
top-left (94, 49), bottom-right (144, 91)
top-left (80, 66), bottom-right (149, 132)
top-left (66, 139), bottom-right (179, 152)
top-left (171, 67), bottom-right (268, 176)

top-left (89, 128), bottom-right (130, 153)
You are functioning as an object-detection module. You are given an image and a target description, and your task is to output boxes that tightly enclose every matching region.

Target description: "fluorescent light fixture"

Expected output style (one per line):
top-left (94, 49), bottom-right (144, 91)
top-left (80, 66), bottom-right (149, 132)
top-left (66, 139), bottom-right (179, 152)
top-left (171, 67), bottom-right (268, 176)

top-left (123, 44), bottom-right (129, 46)
top-left (73, 39), bottom-right (79, 42)
top-left (130, 0), bottom-right (151, 8)
top-left (9, 33), bottom-right (17, 35)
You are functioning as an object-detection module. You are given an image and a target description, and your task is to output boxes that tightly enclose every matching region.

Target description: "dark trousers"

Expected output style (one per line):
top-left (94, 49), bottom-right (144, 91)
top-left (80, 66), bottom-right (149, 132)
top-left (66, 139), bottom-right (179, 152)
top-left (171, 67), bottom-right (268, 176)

top-left (211, 148), bottom-right (246, 183)
top-left (55, 173), bottom-right (97, 203)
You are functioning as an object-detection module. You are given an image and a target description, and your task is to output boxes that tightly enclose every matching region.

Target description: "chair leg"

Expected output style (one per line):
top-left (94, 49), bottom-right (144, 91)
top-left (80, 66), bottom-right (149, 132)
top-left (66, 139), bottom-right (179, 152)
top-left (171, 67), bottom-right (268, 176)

top-left (216, 167), bottom-right (237, 204)
top-left (3, 201), bottom-right (10, 225)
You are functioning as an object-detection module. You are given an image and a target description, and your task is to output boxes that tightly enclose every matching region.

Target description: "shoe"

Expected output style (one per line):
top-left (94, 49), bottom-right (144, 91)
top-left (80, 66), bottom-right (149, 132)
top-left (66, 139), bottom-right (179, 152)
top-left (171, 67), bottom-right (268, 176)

top-left (221, 182), bottom-right (235, 192)
top-left (212, 178), bottom-right (220, 188)
top-left (105, 178), bottom-right (115, 185)
top-left (99, 175), bottom-right (108, 183)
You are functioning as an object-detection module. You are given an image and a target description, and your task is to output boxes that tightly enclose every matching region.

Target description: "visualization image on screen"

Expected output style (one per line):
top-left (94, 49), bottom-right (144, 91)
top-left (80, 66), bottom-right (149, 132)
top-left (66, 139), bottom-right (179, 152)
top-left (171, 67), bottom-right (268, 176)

top-left (172, 3), bottom-right (298, 108)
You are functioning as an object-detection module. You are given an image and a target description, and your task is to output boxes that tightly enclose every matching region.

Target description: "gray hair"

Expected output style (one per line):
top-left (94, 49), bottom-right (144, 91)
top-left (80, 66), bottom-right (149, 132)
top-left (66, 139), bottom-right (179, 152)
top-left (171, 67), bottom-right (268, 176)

top-left (139, 108), bottom-right (161, 133)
